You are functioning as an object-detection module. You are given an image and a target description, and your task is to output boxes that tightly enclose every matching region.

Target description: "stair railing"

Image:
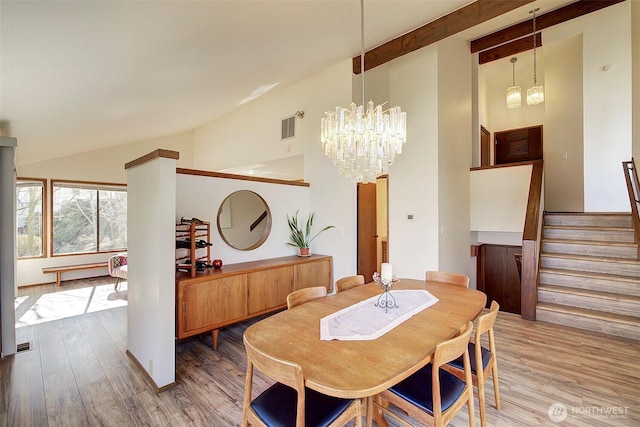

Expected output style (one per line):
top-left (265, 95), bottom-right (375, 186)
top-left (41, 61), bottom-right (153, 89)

top-left (622, 158), bottom-right (640, 259)
top-left (521, 160), bottom-right (544, 321)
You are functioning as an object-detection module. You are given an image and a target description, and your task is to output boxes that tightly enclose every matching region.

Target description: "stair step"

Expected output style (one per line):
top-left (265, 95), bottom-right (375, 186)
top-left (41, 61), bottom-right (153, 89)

top-left (540, 268), bottom-right (640, 297)
top-left (544, 212), bottom-right (632, 228)
top-left (536, 302), bottom-right (640, 340)
top-left (538, 284), bottom-right (640, 318)
top-left (543, 225), bottom-right (635, 242)
top-left (540, 253), bottom-right (640, 277)
top-left (542, 238), bottom-right (638, 259)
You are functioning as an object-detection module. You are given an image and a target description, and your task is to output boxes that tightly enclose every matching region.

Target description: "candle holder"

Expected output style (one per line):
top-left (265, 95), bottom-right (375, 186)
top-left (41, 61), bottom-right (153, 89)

top-left (372, 272), bottom-right (399, 313)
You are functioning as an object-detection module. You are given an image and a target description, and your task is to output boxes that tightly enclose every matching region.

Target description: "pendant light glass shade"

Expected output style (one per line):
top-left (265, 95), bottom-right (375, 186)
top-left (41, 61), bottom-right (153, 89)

top-left (507, 87), bottom-right (522, 109)
top-left (320, 0), bottom-right (406, 183)
top-left (527, 8), bottom-right (544, 106)
top-left (527, 85), bottom-right (544, 105)
top-left (506, 57), bottom-right (521, 109)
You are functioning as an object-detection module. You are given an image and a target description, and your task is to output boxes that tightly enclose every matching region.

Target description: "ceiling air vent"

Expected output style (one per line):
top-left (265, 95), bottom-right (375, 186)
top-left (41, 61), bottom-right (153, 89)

top-left (281, 111), bottom-right (304, 141)
top-left (281, 116), bottom-right (295, 140)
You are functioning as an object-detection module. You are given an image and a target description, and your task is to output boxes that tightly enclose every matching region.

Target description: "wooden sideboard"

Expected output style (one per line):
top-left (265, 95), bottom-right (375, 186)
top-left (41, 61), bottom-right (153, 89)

top-left (175, 254), bottom-right (333, 349)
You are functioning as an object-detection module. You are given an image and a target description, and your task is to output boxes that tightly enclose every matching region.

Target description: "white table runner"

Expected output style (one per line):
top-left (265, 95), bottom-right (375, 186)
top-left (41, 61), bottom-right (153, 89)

top-left (320, 289), bottom-right (439, 341)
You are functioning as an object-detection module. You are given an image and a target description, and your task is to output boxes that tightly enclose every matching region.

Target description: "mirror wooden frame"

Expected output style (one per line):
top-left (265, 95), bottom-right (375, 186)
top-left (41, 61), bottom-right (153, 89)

top-left (217, 190), bottom-right (271, 251)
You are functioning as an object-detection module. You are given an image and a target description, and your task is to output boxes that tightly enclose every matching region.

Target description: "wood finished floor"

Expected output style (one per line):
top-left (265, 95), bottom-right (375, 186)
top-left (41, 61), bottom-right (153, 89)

top-left (1, 277), bottom-right (639, 426)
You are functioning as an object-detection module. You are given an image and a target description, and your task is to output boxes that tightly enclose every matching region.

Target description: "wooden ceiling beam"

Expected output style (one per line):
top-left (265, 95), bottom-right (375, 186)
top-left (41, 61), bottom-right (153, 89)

top-left (352, 0), bottom-right (534, 75)
top-left (478, 34), bottom-right (542, 65)
top-left (470, 0), bottom-right (625, 54)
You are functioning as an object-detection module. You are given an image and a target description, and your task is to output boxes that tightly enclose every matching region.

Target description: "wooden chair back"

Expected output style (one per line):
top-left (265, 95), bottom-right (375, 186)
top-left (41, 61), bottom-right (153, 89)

top-left (474, 301), bottom-right (501, 427)
top-left (426, 271), bottom-right (470, 288)
top-left (243, 333), bottom-right (362, 427)
top-left (433, 321), bottom-right (473, 369)
top-left (335, 275), bottom-right (365, 293)
top-left (431, 321), bottom-right (475, 426)
top-left (374, 321), bottom-right (475, 427)
top-left (286, 286), bottom-right (327, 309)
top-left (243, 335), bottom-right (306, 426)
top-left (443, 301), bottom-right (501, 427)
top-left (476, 300), bottom-right (500, 338)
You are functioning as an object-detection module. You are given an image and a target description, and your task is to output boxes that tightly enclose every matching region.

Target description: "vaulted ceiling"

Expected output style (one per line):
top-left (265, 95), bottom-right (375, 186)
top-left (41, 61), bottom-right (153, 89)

top-left (1, 0), bottom-right (575, 166)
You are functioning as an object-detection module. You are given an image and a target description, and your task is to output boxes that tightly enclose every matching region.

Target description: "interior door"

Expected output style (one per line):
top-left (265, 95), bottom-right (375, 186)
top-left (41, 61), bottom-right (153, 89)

top-left (480, 125), bottom-right (490, 167)
top-left (494, 125), bottom-right (542, 165)
top-left (357, 183), bottom-right (377, 282)
top-left (476, 244), bottom-right (522, 314)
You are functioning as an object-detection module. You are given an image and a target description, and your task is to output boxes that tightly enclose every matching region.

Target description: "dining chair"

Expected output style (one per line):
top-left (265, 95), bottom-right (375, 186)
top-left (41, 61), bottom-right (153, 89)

top-left (426, 271), bottom-right (470, 288)
top-left (374, 321), bottom-right (475, 427)
top-left (242, 335), bottom-right (362, 427)
top-left (335, 275), bottom-right (365, 293)
top-left (286, 286), bottom-right (327, 309)
top-left (444, 300), bottom-right (501, 427)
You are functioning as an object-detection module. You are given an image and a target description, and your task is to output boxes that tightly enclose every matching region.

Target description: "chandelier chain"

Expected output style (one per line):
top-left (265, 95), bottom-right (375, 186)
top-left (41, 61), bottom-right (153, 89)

top-left (526, 7), bottom-right (544, 105)
top-left (532, 8), bottom-right (538, 85)
top-left (360, 0), bottom-right (365, 106)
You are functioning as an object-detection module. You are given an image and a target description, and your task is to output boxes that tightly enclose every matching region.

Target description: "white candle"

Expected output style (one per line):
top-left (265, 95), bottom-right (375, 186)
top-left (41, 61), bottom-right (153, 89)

top-left (381, 263), bottom-right (392, 281)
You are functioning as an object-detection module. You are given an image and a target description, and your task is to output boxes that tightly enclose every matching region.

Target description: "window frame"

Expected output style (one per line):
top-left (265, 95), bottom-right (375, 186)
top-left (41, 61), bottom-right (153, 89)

top-left (50, 179), bottom-right (127, 257)
top-left (16, 177), bottom-right (47, 259)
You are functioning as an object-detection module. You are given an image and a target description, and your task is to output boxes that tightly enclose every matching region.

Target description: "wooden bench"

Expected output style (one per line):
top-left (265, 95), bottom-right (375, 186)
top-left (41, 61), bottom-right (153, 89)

top-left (42, 262), bottom-right (108, 286)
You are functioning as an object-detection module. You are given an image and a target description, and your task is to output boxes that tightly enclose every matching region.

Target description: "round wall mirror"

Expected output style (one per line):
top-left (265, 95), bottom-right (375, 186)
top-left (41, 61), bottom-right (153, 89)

top-left (217, 190), bottom-right (271, 250)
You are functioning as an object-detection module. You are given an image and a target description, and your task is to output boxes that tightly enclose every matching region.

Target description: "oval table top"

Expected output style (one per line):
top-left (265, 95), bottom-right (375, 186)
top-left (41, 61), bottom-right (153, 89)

top-left (243, 278), bottom-right (486, 399)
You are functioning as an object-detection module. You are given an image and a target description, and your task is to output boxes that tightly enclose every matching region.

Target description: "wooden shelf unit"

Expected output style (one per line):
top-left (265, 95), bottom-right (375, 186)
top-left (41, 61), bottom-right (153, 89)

top-left (175, 221), bottom-right (211, 277)
top-left (175, 254), bottom-right (333, 349)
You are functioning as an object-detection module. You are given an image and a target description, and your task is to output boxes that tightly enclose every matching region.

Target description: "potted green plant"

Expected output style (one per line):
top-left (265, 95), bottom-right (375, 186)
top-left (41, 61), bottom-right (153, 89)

top-left (286, 210), bottom-right (335, 256)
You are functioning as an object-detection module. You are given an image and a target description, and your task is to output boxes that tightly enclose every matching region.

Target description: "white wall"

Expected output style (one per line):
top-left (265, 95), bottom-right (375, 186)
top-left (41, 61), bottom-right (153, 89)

top-left (16, 131), bottom-right (194, 286)
top-left (304, 62), bottom-right (358, 282)
top-left (470, 164), bottom-right (532, 232)
top-left (388, 46), bottom-right (439, 280)
top-left (127, 154), bottom-right (176, 389)
top-left (480, 3), bottom-right (631, 213)
top-left (176, 173), bottom-right (310, 264)
top-left (192, 60), bottom-right (356, 282)
top-left (545, 2), bottom-right (632, 212)
top-left (544, 34), bottom-right (584, 212)
top-left (437, 37), bottom-right (473, 276)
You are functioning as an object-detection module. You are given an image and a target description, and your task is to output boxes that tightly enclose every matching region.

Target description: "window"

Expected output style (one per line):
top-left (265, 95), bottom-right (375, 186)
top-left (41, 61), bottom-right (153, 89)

top-left (52, 181), bottom-right (127, 255)
top-left (16, 178), bottom-right (46, 258)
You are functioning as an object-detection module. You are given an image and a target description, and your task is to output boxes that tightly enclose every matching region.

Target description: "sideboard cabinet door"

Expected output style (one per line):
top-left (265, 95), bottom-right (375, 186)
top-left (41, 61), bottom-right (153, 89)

top-left (247, 266), bottom-right (294, 314)
top-left (180, 275), bottom-right (247, 336)
top-left (294, 258), bottom-right (332, 292)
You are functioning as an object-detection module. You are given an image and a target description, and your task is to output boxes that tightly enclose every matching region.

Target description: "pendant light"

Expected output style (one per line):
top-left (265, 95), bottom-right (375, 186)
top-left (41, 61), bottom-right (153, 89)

top-left (527, 8), bottom-right (544, 105)
top-left (506, 57), bottom-right (522, 109)
top-left (320, 0), bottom-right (407, 184)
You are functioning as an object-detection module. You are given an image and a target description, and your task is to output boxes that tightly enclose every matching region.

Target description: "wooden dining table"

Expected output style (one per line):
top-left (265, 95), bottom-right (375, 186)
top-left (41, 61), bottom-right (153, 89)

top-left (243, 278), bottom-right (487, 426)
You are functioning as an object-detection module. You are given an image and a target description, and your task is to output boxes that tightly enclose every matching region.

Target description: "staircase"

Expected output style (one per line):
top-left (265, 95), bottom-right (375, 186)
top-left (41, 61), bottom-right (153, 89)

top-left (536, 212), bottom-right (640, 340)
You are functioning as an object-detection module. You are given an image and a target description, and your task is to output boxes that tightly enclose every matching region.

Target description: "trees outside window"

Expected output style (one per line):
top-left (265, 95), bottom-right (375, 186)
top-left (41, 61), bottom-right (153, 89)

top-left (52, 181), bottom-right (127, 255)
top-left (16, 179), bottom-right (45, 258)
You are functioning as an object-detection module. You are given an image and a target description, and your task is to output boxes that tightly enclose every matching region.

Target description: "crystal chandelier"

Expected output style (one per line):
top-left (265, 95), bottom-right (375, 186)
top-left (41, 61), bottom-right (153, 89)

top-left (506, 57), bottom-right (522, 109)
top-left (527, 8), bottom-right (544, 105)
top-left (320, 0), bottom-right (407, 184)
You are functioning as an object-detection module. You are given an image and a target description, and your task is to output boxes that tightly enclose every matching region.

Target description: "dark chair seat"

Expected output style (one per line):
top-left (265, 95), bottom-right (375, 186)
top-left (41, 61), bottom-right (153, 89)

top-left (448, 342), bottom-right (491, 374)
top-left (252, 383), bottom-right (356, 427)
top-left (388, 364), bottom-right (466, 415)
